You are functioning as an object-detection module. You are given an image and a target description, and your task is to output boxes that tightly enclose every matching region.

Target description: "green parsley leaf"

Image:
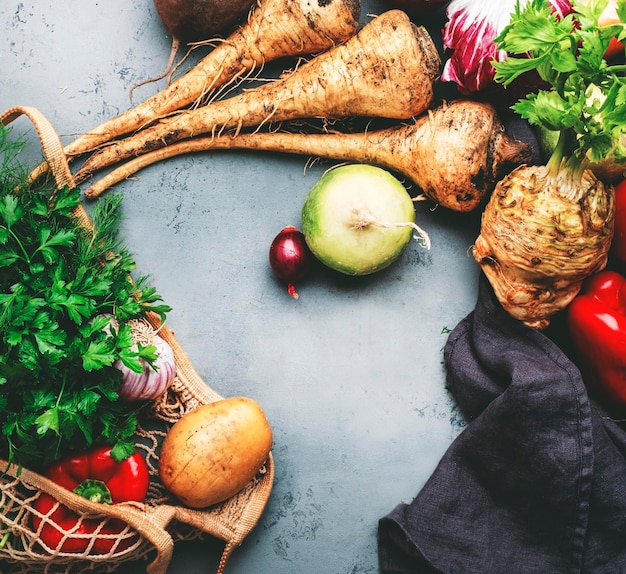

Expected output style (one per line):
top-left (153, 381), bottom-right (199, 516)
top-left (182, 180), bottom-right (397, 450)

top-left (82, 339), bottom-right (116, 371)
top-left (0, 194), bottom-right (23, 228)
top-left (35, 407), bottom-right (60, 436)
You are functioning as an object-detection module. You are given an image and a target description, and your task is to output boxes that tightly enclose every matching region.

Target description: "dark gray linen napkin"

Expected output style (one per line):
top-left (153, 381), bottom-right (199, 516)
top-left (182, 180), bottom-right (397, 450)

top-left (378, 275), bottom-right (626, 573)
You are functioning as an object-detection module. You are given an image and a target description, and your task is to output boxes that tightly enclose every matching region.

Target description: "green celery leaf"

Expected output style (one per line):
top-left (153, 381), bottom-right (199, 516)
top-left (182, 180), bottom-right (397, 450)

top-left (494, 52), bottom-right (551, 87)
top-left (550, 48), bottom-right (577, 74)
top-left (513, 91), bottom-right (584, 130)
top-left (616, 83), bottom-right (626, 107)
top-left (617, 0), bottom-right (626, 23)
top-left (577, 31), bottom-right (609, 77)
top-left (574, 0), bottom-right (611, 29)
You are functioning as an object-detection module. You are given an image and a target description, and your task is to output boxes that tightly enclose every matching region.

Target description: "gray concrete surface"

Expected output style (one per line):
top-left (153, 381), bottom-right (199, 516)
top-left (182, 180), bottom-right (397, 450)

top-left (0, 1), bottom-right (479, 572)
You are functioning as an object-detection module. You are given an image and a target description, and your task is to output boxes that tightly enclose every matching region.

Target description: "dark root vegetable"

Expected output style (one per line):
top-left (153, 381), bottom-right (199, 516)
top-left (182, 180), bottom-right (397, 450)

top-left (154, 0), bottom-right (256, 42)
top-left (269, 226), bottom-right (312, 299)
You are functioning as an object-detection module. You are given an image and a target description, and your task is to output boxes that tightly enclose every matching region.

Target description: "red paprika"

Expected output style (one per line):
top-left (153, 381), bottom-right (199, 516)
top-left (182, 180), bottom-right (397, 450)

top-left (32, 445), bottom-right (149, 554)
top-left (568, 269), bottom-right (626, 406)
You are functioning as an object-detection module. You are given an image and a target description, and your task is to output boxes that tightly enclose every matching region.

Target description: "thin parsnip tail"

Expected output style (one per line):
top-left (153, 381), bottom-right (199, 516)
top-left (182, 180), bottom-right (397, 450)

top-left (74, 10), bottom-right (441, 184)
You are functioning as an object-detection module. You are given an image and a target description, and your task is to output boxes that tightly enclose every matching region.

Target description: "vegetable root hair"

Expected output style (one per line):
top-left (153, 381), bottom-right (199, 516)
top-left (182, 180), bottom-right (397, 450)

top-left (84, 100), bottom-right (530, 214)
top-left (74, 10), bottom-right (441, 184)
top-left (127, 36), bottom-right (183, 103)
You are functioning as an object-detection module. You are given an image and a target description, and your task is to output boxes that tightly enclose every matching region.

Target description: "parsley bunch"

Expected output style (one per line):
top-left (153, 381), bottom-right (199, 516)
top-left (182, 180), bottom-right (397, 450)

top-left (493, 0), bottom-right (626, 176)
top-left (0, 126), bottom-right (171, 469)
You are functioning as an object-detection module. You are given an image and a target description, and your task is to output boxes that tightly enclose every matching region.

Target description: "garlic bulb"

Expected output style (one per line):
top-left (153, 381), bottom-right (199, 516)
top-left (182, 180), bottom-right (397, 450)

top-left (96, 314), bottom-right (177, 401)
top-left (116, 334), bottom-right (177, 401)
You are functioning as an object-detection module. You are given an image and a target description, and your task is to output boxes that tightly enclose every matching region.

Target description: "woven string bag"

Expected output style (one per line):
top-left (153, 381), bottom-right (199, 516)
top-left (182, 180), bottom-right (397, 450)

top-left (0, 106), bottom-right (274, 574)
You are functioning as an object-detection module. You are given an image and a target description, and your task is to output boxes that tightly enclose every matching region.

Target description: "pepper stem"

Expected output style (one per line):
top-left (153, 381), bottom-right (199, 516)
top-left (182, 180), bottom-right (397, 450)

top-left (73, 479), bottom-right (113, 504)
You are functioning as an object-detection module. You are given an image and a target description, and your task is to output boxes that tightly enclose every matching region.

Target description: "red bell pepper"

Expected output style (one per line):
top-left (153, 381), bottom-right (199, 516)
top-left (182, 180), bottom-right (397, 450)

top-left (567, 269), bottom-right (626, 406)
top-left (32, 445), bottom-right (149, 554)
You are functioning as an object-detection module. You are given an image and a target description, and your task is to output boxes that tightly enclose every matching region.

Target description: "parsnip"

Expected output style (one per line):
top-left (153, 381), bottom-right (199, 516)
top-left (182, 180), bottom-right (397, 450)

top-left (73, 10), bottom-right (441, 184)
top-left (84, 100), bottom-right (531, 213)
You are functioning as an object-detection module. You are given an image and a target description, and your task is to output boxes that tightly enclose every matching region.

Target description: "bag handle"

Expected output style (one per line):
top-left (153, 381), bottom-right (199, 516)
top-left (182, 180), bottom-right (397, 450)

top-left (0, 106), bottom-right (94, 230)
top-left (0, 106), bottom-right (74, 189)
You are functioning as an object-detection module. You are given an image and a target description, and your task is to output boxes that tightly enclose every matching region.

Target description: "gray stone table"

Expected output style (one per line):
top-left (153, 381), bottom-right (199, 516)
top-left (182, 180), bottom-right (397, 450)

top-left (0, 1), bottom-right (479, 572)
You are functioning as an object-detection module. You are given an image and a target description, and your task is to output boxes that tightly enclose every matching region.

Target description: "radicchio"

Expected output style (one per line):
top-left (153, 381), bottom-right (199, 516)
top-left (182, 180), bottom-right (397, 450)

top-left (442, 0), bottom-right (573, 94)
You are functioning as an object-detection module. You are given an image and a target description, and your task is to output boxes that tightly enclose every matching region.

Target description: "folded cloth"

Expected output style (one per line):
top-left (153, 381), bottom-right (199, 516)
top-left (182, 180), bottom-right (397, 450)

top-left (378, 275), bottom-right (626, 574)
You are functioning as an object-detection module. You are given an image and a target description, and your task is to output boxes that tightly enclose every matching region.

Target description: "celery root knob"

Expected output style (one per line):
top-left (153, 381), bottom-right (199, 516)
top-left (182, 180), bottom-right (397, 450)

top-left (473, 165), bottom-right (615, 329)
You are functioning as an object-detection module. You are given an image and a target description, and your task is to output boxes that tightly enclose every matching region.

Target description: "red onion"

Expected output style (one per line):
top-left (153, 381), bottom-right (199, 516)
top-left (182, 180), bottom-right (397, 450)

top-left (269, 226), bottom-right (312, 299)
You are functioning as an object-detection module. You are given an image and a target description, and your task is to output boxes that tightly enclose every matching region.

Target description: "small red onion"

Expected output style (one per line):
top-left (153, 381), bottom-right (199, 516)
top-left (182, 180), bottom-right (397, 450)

top-left (269, 225), bottom-right (312, 299)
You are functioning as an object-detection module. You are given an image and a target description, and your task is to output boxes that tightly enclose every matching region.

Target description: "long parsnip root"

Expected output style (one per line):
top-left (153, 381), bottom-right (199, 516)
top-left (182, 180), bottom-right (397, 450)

top-left (73, 10), bottom-right (441, 184)
top-left (84, 100), bottom-right (530, 212)
top-left (27, 0), bottom-right (360, 182)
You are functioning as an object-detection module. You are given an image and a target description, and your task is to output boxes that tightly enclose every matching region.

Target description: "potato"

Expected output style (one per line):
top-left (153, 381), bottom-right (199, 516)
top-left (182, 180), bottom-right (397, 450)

top-left (158, 396), bottom-right (273, 508)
